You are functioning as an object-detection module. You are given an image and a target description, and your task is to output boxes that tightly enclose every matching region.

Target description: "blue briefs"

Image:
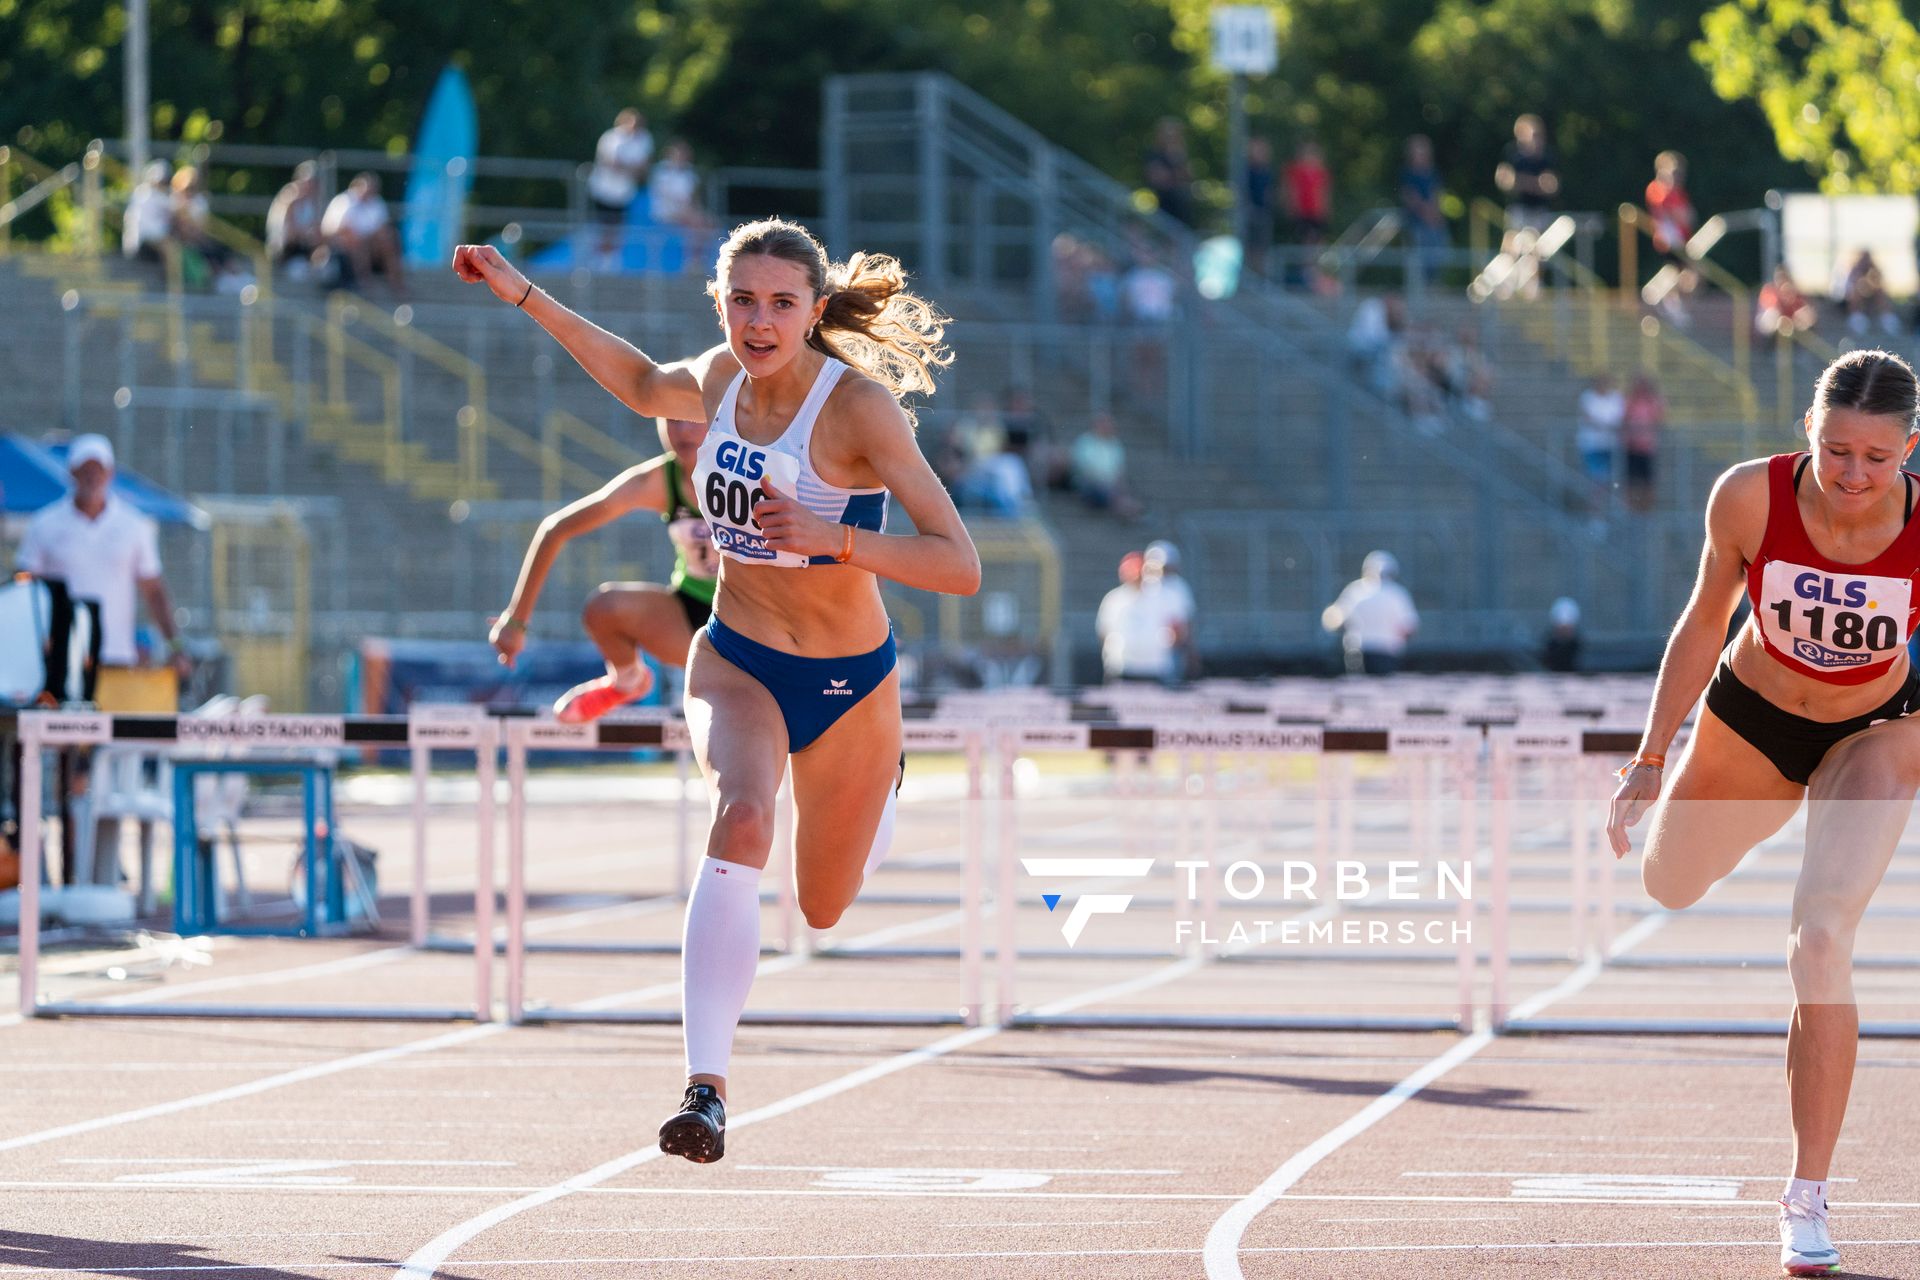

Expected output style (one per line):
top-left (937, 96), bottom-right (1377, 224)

top-left (704, 614), bottom-right (897, 752)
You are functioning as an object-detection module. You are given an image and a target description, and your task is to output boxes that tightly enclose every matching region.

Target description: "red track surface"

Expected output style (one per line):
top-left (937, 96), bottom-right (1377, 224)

top-left (4, 755), bottom-right (1917, 1277)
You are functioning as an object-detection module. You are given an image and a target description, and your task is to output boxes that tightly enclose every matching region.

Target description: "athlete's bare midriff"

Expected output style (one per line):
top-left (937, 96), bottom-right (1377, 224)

top-left (711, 560), bottom-right (890, 657)
top-left (1725, 621), bottom-right (1911, 722)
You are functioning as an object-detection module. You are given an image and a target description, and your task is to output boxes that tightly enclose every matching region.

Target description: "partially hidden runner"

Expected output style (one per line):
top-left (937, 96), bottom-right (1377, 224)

top-left (489, 415), bottom-right (717, 722)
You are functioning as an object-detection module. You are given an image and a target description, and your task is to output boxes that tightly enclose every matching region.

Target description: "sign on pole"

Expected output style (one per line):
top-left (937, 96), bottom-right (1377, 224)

top-left (1211, 5), bottom-right (1278, 77)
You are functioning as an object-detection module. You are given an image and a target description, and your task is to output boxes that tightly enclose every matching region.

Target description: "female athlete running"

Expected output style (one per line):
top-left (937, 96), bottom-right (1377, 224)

top-left (1608, 349), bottom-right (1920, 1277)
top-left (455, 219), bottom-right (978, 1165)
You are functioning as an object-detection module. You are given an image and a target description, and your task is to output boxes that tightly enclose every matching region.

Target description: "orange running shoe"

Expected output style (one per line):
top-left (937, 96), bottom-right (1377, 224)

top-left (553, 669), bottom-right (654, 724)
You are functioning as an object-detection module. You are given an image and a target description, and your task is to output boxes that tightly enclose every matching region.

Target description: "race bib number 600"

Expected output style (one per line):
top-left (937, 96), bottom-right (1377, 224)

top-left (1759, 561), bottom-right (1911, 670)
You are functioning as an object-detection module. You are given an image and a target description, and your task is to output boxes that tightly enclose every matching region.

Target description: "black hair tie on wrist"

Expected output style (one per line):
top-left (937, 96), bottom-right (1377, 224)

top-left (516, 280), bottom-right (534, 308)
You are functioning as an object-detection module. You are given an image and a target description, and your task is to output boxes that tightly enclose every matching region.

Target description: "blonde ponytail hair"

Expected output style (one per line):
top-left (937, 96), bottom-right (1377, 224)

top-left (712, 219), bottom-right (952, 416)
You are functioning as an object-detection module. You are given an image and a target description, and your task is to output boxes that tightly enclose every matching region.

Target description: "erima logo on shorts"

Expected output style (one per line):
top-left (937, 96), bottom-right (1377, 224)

top-left (1020, 857), bottom-right (1156, 946)
top-left (1794, 638), bottom-right (1872, 667)
top-left (822, 678), bottom-right (853, 696)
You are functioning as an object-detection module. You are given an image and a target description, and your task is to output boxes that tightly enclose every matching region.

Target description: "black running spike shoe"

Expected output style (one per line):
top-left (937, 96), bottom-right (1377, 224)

top-left (658, 1083), bottom-right (727, 1163)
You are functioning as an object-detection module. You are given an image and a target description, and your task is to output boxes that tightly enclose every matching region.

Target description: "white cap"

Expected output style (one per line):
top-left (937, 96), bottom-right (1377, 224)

top-left (1144, 539), bottom-right (1181, 570)
top-left (1363, 550), bottom-right (1398, 581)
top-left (68, 434), bottom-right (115, 472)
top-left (1550, 597), bottom-right (1581, 627)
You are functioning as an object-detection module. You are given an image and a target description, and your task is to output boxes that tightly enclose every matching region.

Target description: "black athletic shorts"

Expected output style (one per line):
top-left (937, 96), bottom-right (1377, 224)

top-left (676, 588), bottom-right (713, 632)
top-left (1704, 660), bottom-right (1920, 785)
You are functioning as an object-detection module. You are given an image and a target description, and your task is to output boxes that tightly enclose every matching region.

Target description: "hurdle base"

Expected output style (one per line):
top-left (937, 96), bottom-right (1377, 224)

top-left (1500, 1016), bottom-right (1920, 1037)
top-left (1006, 1012), bottom-right (1466, 1032)
top-left (33, 1001), bottom-right (483, 1022)
top-left (517, 1007), bottom-right (969, 1027)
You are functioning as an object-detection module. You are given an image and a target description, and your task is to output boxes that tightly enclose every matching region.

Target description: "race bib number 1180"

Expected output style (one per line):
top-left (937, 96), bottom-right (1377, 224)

top-left (1759, 561), bottom-right (1911, 670)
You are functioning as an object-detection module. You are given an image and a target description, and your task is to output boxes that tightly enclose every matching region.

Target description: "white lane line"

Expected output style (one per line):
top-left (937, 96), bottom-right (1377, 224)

top-left (391, 954), bottom-right (1208, 1278)
top-left (6, 892), bottom-right (689, 1029)
top-left (1200, 910), bottom-right (1669, 1280)
top-left (19, 1238), bottom-right (1920, 1272)
top-left (0, 1023), bottom-right (502, 1156)
top-left (0, 888), bottom-right (972, 1156)
top-left (0, 1180), bottom-right (1241, 1201)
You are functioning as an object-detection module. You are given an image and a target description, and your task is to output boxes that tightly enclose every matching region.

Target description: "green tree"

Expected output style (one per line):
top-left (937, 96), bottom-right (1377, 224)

top-left (1695, 0), bottom-right (1920, 191)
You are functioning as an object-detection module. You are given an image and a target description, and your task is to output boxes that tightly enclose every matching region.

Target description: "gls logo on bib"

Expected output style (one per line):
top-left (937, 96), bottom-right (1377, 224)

top-left (1760, 561), bottom-right (1911, 671)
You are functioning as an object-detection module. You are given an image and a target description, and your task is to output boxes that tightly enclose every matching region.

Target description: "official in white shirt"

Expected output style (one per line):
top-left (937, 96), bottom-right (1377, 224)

top-left (1322, 550), bottom-right (1419, 675)
top-left (15, 435), bottom-right (188, 678)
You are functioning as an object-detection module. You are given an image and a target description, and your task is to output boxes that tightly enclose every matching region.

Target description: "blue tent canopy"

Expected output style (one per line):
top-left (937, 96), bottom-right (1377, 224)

top-left (0, 434), bottom-right (209, 528)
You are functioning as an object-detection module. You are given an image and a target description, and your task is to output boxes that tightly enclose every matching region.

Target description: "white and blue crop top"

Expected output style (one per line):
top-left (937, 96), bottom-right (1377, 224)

top-left (692, 357), bottom-right (889, 568)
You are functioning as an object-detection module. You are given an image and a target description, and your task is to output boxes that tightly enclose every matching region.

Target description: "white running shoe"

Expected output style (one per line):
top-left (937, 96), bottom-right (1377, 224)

top-left (1779, 1198), bottom-right (1841, 1276)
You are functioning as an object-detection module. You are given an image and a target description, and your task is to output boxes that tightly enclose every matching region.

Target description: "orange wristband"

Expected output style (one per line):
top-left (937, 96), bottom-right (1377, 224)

top-left (834, 525), bottom-right (855, 564)
top-left (1617, 752), bottom-right (1665, 779)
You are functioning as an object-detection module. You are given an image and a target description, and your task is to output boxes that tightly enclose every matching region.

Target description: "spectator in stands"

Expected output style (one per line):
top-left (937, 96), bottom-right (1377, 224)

top-left (953, 404), bottom-right (1033, 519)
top-left (1098, 547), bottom-right (1190, 685)
top-left (1096, 551), bottom-right (1145, 682)
top-left (1242, 136), bottom-right (1277, 277)
top-left (1756, 265), bottom-right (1818, 336)
top-left (1346, 295), bottom-right (1403, 390)
top-left (1052, 233), bottom-right (1121, 322)
top-left (168, 165), bottom-right (240, 290)
top-left (120, 160), bottom-right (172, 268)
top-left (1543, 596), bottom-right (1582, 672)
top-left (1322, 550), bottom-right (1418, 675)
top-left (1001, 386), bottom-right (1050, 472)
top-left (266, 161), bottom-right (326, 281)
top-left (321, 172), bottom-right (406, 299)
top-left (1496, 114), bottom-right (1559, 236)
top-left (1122, 234), bottom-right (1177, 398)
top-left (1622, 373), bottom-right (1665, 512)
top-left (1069, 413), bottom-right (1141, 518)
top-left (1645, 150), bottom-right (1699, 323)
top-left (1495, 115), bottom-right (1558, 295)
top-left (1144, 118), bottom-right (1195, 226)
top-left (649, 139), bottom-right (708, 245)
top-left (1144, 540), bottom-right (1196, 679)
top-left (1840, 248), bottom-right (1899, 337)
top-left (1398, 134), bottom-right (1447, 281)
top-left (15, 435), bottom-right (188, 682)
top-left (1283, 139), bottom-right (1333, 292)
top-left (1440, 324), bottom-right (1494, 422)
top-left (1576, 373), bottom-right (1625, 507)
top-left (951, 391), bottom-right (1008, 466)
top-left (587, 108), bottom-right (653, 269)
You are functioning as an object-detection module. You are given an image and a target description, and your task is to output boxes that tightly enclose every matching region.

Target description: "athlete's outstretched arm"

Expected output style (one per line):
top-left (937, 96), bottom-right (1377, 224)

top-left (489, 461), bottom-right (667, 667)
top-left (1606, 461), bottom-right (1762, 853)
top-left (451, 244), bottom-right (723, 421)
top-left (752, 380), bottom-right (981, 595)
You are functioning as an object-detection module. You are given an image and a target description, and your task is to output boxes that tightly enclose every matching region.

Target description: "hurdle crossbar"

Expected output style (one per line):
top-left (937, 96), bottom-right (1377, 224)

top-left (994, 721), bottom-right (1482, 1033)
top-left (15, 708), bottom-right (498, 1022)
top-left (501, 716), bottom-right (988, 1027)
top-left (1490, 726), bottom-right (1920, 1037)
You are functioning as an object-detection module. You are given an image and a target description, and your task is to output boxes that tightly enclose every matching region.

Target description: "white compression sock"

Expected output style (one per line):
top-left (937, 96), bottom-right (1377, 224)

top-left (1783, 1177), bottom-right (1827, 1214)
top-left (863, 782), bottom-right (898, 880)
top-left (682, 857), bottom-right (762, 1079)
top-left (610, 661), bottom-right (648, 692)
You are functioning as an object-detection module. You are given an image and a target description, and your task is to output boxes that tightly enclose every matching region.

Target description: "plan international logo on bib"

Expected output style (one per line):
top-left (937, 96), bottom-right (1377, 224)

top-left (1794, 637), bottom-right (1872, 668)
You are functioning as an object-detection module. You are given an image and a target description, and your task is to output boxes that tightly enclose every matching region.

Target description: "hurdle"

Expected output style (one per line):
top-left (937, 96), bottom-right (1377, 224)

top-left (500, 715), bottom-right (990, 1027)
top-left (1489, 725), bottom-right (1920, 1037)
top-left (994, 720), bottom-right (1482, 1033)
top-left (14, 708), bottom-right (498, 1022)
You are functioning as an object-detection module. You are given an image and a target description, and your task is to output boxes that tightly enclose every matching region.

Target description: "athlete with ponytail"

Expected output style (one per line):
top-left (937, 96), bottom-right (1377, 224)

top-left (454, 220), bottom-right (979, 1164)
top-left (1608, 349), bottom-right (1920, 1276)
